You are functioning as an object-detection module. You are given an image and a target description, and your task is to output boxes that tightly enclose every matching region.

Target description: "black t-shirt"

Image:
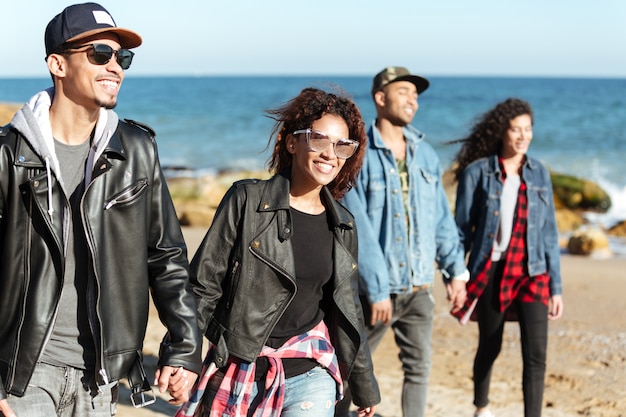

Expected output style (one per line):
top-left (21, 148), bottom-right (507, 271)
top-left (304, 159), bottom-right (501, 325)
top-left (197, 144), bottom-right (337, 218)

top-left (256, 207), bottom-right (334, 379)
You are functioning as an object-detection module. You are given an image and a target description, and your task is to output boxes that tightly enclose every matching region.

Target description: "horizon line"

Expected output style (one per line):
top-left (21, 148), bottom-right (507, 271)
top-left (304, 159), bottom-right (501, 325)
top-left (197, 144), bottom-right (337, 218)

top-left (1, 73), bottom-right (626, 81)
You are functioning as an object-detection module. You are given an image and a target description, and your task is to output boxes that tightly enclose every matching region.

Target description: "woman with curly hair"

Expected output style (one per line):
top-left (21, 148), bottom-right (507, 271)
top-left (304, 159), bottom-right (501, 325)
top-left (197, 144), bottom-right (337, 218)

top-left (452, 98), bottom-right (564, 417)
top-left (177, 88), bottom-right (380, 417)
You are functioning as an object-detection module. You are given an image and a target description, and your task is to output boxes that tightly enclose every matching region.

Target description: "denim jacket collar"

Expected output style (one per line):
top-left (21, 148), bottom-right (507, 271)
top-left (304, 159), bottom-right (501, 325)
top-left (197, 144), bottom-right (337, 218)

top-left (485, 154), bottom-right (540, 179)
top-left (369, 119), bottom-right (425, 151)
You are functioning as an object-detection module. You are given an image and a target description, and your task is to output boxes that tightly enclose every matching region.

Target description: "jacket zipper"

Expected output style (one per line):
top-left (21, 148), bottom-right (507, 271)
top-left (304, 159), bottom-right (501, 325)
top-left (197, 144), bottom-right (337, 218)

top-left (81, 175), bottom-right (108, 386)
top-left (9, 193), bottom-right (34, 388)
top-left (248, 248), bottom-right (298, 340)
top-left (225, 260), bottom-right (240, 310)
top-left (35, 209), bottom-right (73, 384)
top-left (9, 175), bottom-right (68, 388)
top-left (104, 179), bottom-right (148, 210)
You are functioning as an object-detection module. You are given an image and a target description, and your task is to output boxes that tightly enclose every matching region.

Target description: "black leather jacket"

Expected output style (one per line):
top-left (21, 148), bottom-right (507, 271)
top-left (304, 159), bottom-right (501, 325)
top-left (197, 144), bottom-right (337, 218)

top-left (0, 121), bottom-right (202, 400)
top-left (190, 172), bottom-right (380, 408)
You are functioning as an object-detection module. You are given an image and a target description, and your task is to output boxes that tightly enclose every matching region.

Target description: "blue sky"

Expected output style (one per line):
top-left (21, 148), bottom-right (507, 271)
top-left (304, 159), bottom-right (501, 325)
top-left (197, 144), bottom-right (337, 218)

top-left (2, 0), bottom-right (625, 78)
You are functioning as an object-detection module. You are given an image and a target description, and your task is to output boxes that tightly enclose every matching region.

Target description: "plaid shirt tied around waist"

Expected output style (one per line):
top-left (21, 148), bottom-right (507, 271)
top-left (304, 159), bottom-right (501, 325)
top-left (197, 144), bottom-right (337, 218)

top-left (175, 320), bottom-right (343, 417)
top-left (454, 171), bottom-right (550, 324)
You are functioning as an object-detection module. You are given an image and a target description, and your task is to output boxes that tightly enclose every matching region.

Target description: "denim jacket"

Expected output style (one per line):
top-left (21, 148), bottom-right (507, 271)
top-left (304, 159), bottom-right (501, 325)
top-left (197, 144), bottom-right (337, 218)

top-left (455, 155), bottom-right (562, 296)
top-left (342, 121), bottom-right (468, 303)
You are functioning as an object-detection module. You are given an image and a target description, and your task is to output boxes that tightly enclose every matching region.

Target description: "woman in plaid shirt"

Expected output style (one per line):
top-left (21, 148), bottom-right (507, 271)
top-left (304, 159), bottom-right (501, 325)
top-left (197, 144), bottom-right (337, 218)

top-left (179, 88), bottom-right (380, 417)
top-left (452, 98), bottom-right (564, 417)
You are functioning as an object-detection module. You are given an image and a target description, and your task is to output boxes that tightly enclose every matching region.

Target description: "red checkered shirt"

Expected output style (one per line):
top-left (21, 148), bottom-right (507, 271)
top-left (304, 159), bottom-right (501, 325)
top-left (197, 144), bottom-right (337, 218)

top-left (175, 320), bottom-right (343, 417)
top-left (454, 162), bottom-right (550, 324)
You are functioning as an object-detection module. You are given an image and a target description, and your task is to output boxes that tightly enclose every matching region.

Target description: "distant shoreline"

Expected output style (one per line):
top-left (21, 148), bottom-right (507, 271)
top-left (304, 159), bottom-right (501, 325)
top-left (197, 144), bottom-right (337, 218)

top-left (2, 74), bottom-right (626, 80)
top-left (2, 101), bottom-right (625, 257)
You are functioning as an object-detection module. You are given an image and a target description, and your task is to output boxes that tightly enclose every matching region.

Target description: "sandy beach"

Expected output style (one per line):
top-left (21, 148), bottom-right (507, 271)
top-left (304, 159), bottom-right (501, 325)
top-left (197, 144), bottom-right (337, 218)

top-left (113, 227), bottom-right (626, 417)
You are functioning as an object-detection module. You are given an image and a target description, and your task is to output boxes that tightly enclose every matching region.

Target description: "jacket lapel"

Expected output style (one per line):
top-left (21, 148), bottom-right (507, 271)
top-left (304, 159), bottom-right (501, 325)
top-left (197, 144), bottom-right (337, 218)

top-left (250, 174), bottom-right (296, 284)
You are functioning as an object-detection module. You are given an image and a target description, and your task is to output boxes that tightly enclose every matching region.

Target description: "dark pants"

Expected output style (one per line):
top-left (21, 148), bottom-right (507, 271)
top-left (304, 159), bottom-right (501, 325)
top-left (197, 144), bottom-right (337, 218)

top-left (473, 262), bottom-right (548, 417)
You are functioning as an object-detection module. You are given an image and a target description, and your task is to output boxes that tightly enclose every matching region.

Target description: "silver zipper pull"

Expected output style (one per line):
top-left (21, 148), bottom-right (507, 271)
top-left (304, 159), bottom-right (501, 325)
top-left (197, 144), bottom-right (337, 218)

top-left (99, 368), bottom-right (109, 386)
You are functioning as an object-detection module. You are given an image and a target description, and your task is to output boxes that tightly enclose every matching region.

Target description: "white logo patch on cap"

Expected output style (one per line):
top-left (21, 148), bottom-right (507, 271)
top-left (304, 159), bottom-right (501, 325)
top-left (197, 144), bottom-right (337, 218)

top-left (92, 10), bottom-right (115, 27)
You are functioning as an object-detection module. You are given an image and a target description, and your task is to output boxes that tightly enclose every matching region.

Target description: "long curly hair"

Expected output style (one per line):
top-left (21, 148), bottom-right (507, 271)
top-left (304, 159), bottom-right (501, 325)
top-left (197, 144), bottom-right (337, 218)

top-left (266, 87), bottom-right (367, 200)
top-left (452, 98), bottom-right (533, 181)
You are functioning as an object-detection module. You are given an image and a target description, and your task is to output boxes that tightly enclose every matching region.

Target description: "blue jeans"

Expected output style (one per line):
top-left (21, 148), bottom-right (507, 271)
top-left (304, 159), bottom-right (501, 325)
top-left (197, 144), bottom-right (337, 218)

top-left (335, 288), bottom-right (435, 417)
top-left (203, 365), bottom-right (336, 417)
top-left (6, 362), bottom-right (117, 417)
top-left (268, 365), bottom-right (336, 417)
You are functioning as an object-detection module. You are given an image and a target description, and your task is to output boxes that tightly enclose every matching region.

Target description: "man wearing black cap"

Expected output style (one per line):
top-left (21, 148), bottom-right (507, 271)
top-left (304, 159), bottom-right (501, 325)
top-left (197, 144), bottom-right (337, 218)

top-left (0, 3), bottom-right (201, 416)
top-left (337, 67), bottom-right (469, 417)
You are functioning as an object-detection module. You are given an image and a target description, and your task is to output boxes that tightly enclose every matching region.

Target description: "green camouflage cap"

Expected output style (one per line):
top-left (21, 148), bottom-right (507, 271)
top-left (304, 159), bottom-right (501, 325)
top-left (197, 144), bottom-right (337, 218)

top-left (371, 66), bottom-right (430, 97)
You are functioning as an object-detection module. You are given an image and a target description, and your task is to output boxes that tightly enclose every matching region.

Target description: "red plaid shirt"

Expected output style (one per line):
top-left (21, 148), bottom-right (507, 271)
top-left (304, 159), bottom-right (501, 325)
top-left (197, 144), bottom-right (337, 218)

top-left (175, 320), bottom-right (342, 417)
top-left (454, 161), bottom-right (550, 324)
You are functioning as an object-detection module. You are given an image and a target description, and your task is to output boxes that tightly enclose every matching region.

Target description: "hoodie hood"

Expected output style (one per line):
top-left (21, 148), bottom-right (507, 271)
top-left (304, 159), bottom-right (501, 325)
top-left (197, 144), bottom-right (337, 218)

top-left (10, 87), bottom-right (119, 221)
top-left (11, 87), bottom-right (119, 192)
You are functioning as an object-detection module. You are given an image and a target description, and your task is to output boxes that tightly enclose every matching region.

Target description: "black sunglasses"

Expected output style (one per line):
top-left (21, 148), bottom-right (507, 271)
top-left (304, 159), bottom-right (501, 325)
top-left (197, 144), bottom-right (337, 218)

top-left (61, 43), bottom-right (135, 70)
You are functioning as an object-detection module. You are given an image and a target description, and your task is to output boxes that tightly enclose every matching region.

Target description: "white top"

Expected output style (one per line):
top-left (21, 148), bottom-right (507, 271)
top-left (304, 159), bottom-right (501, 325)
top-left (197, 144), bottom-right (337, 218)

top-left (492, 173), bottom-right (521, 261)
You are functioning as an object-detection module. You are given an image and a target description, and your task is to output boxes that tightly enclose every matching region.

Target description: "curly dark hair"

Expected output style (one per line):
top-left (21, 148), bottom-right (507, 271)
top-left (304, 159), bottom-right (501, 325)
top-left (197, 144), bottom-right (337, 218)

top-left (452, 98), bottom-right (533, 181)
top-left (265, 87), bottom-right (367, 200)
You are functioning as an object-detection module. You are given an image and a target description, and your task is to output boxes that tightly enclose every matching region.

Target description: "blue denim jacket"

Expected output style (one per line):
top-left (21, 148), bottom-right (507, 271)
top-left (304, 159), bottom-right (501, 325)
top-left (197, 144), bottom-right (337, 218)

top-left (455, 155), bottom-right (562, 296)
top-left (342, 121), bottom-right (468, 303)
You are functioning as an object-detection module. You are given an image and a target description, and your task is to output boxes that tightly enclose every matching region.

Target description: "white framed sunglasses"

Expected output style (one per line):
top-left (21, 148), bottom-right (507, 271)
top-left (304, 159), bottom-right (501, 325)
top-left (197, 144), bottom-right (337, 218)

top-left (292, 128), bottom-right (359, 159)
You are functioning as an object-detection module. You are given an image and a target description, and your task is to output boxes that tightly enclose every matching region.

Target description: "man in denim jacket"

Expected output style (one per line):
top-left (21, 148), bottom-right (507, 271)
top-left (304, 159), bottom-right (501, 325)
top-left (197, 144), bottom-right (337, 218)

top-left (336, 67), bottom-right (469, 417)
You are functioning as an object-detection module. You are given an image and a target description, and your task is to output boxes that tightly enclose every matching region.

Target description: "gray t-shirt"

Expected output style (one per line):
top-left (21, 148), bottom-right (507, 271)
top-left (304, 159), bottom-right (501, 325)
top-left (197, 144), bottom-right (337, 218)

top-left (40, 138), bottom-right (95, 369)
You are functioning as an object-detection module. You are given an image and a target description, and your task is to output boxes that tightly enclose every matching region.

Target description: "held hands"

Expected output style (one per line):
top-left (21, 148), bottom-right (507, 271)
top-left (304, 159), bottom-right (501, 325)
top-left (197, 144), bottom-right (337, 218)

top-left (446, 278), bottom-right (467, 314)
top-left (154, 366), bottom-right (198, 405)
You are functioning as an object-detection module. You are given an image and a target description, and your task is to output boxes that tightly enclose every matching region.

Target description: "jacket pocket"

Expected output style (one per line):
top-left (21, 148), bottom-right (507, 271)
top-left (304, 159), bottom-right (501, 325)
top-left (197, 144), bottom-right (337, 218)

top-left (225, 259), bottom-right (241, 310)
top-left (417, 167), bottom-right (438, 204)
top-left (104, 178), bottom-right (149, 210)
top-left (419, 167), bottom-right (438, 186)
top-left (366, 178), bottom-right (386, 211)
top-left (529, 185), bottom-right (550, 225)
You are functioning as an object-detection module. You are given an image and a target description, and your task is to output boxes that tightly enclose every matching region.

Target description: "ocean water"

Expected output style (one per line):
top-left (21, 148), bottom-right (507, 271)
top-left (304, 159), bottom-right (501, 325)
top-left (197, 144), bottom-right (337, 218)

top-left (1, 75), bottom-right (625, 234)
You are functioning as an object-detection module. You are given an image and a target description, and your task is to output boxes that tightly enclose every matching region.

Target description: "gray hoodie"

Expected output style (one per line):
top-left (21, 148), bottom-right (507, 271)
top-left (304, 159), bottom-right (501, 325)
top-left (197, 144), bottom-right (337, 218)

top-left (10, 87), bottom-right (119, 222)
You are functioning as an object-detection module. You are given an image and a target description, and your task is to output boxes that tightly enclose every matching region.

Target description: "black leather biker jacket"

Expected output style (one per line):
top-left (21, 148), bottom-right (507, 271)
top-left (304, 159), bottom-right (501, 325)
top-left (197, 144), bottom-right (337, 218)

top-left (0, 120), bottom-right (201, 399)
top-left (190, 172), bottom-right (380, 408)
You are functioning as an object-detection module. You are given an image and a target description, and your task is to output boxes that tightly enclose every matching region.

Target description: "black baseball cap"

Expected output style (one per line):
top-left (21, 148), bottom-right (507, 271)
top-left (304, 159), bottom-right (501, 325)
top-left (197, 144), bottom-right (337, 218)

top-left (45, 2), bottom-right (142, 56)
top-left (371, 66), bottom-right (430, 97)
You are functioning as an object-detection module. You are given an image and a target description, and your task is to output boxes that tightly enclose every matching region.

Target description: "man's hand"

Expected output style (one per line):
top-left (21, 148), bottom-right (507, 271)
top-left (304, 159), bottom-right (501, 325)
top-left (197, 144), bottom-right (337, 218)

top-left (0, 399), bottom-right (16, 417)
top-left (154, 366), bottom-right (198, 405)
top-left (446, 279), bottom-right (467, 314)
top-left (370, 298), bottom-right (392, 326)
